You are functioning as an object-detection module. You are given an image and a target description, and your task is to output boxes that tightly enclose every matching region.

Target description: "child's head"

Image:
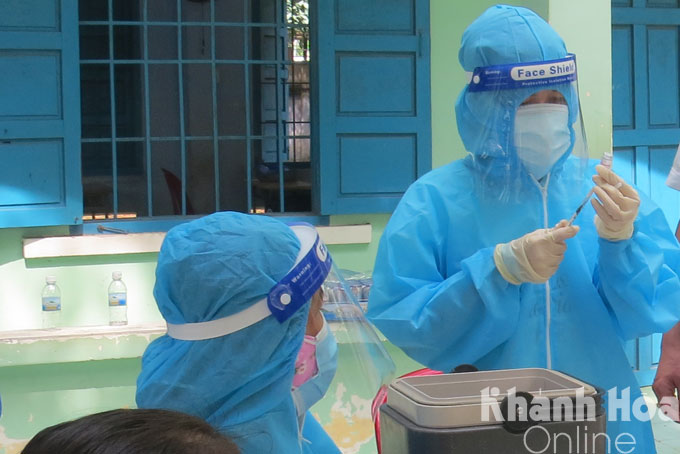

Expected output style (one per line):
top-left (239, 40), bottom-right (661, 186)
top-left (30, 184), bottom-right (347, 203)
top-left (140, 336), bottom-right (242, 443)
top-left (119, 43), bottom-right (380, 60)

top-left (21, 408), bottom-right (240, 454)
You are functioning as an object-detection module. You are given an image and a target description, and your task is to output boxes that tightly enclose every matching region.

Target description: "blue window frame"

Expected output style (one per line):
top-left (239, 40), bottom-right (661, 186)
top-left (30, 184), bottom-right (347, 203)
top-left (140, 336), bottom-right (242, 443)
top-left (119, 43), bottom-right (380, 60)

top-left (315, 0), bottom-right (432, 214)
top-left (79, 0), bottom-right (312, 218)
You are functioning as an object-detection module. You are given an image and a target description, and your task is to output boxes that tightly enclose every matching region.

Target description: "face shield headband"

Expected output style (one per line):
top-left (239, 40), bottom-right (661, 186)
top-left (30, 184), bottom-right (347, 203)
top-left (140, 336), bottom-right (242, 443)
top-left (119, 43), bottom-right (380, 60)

top-left (166, 223), bottom-right (332, 341)
top-left (466, 54), bottom-right (577, 93)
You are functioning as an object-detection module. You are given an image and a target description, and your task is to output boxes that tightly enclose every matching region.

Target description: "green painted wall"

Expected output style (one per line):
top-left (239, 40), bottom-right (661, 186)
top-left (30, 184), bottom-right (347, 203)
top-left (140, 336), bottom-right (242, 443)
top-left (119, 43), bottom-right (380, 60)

top-left (327, 214), bottom-right (391, 272)
top-left (430, 0), bottom-right (549, 169)
top-left (548, 0), bottom-right (612, 160)
top-left (0, 1), bottom-right (613, 453)
top-left (0, 227), bottom-right (161, 332)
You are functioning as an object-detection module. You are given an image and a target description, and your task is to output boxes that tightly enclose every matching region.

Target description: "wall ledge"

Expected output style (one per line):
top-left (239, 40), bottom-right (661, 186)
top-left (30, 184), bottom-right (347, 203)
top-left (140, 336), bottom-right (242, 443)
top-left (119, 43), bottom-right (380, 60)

top-left (0, 323), bottom-right (167, 344)
top-left (0, 323), bottom-right (167, 367)
top-left (23, 224), bottom-right (372, 258)
top-left (0, 320), bottom-right (382, 367)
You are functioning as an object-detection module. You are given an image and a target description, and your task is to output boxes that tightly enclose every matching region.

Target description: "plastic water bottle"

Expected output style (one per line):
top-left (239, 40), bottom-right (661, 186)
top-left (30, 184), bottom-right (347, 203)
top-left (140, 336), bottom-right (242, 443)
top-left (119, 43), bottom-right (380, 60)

top-left (108, 271), bottom-right (128, 326)
top-left (41, 275), bottom-right (61, 329)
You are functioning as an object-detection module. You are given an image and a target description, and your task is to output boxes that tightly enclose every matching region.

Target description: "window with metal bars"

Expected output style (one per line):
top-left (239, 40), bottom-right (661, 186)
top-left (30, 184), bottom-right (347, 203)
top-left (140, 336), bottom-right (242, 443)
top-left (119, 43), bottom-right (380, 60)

top-left (78, 0), bottom-right (311, 220)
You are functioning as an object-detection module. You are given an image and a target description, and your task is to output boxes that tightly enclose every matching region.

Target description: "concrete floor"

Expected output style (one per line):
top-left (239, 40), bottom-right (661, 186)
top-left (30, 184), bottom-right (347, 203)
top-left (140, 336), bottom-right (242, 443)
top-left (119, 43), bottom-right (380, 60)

top-left (642, 387), bottom-right (680, 454)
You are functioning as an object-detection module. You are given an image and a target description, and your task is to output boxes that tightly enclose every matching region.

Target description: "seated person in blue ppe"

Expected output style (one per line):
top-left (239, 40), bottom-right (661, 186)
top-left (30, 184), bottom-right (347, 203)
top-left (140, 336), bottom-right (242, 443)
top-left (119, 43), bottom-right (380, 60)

top-left (367, 4), bottom-right (680, 452)
top-left (136, 212), bottom-right (340, 454)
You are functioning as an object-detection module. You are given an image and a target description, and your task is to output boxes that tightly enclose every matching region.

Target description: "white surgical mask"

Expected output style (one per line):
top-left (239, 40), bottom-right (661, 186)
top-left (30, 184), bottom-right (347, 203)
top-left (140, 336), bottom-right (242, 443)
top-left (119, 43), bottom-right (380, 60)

top-left (514, 104), bottom-right (571, 179)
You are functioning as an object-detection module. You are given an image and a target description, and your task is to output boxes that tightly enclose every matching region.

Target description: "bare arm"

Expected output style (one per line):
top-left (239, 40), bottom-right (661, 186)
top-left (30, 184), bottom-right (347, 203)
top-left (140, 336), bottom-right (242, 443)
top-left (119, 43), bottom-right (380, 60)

top-left (653, 322), bottom-right (680, 422)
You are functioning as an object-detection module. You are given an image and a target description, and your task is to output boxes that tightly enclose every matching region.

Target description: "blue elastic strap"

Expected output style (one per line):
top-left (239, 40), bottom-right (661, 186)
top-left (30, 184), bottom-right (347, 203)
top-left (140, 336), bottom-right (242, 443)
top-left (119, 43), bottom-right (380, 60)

top-left (267, 223), bottom-right (333, 323)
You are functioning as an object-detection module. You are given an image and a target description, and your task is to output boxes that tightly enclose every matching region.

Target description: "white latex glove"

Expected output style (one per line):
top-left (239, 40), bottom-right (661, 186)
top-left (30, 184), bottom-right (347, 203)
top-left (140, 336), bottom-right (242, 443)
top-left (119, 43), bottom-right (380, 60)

top-left (494, 220), bottom-right (580, 285)
top-left (591, 164), bottom-right (640, 241)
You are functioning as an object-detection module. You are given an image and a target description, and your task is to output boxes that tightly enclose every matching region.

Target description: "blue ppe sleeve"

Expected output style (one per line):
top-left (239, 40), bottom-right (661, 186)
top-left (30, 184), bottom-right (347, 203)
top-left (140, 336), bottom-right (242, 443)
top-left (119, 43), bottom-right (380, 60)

top-left (596, 193), bottom-right (680, 340)
top-left (301, 411), bottom-right (341, 454)
top-left (367, 187), bottom-right (522, 372)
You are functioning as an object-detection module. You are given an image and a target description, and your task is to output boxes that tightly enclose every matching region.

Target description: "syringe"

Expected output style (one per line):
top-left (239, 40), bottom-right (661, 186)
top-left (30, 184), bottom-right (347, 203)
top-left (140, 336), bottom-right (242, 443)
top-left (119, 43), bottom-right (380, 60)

top-left (567, 181), bottom-right (622, 226)
top-left (567, 151), bottom-right (619, 226)
top-left (567, 188), bottom-right (595, 226)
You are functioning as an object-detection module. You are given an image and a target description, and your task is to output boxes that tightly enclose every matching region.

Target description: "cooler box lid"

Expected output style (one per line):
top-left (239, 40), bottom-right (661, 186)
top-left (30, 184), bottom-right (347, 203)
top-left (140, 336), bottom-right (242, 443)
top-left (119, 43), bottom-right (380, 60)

top-left (386, 368), bottom-right (597, 429)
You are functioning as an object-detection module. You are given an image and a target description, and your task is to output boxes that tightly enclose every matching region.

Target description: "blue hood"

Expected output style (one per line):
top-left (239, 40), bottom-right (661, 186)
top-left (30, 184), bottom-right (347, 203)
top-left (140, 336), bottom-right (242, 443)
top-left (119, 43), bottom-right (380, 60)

top-left (455, 4), bottom-right (580, 175)
top-left (137, 212), bottom-right (309, 454)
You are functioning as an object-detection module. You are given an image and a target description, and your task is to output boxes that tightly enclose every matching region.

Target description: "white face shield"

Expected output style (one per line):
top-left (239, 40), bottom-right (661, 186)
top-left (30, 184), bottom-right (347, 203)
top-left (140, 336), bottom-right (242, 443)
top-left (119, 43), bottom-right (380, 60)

top-left (460, 54), bottom-right (589, 201)
top-left (320, 266), bottom-right (397, 391)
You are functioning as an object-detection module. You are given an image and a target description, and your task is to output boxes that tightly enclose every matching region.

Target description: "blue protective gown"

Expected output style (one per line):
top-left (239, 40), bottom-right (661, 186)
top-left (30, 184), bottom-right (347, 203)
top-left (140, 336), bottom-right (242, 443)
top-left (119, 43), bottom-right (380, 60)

top-left (136, 212), bottom-right (338, 454)
top-left (302, 413), bottom-right (341, 454)
top-left (367, 5), bottom-right (680, 453)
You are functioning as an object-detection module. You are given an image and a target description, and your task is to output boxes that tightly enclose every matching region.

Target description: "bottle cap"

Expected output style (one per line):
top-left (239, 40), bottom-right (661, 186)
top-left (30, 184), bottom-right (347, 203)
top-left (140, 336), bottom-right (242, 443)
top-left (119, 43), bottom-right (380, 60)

top-left (46, 275), bottom-right (57, 284)
top-left (112, 271), bottom-right (122, 280)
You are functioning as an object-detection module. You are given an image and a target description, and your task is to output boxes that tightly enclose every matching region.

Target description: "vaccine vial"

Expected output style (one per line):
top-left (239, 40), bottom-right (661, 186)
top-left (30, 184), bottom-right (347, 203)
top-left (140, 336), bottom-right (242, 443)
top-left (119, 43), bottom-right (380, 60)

top-left (600, 151), bottom-right (613, 169)
top-left (108, 271), bottom-right (128, 326)
top-left (41, 275), bottom-right (61, 329)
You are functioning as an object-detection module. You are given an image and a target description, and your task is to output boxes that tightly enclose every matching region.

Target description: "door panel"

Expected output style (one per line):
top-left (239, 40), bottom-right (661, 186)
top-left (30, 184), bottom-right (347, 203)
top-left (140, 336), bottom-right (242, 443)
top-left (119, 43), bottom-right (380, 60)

top-left (0, 0), bottom-right (82, 228)
top-left (612, 2), bottom-right (680, 385)
top-left (316, 0), bottom-right (431, 214)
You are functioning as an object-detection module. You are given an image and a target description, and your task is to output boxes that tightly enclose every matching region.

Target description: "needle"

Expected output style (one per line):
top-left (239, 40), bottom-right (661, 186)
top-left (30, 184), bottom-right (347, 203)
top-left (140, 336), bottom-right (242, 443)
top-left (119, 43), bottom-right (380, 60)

top-left (567, 188), bottom-right (595, 226)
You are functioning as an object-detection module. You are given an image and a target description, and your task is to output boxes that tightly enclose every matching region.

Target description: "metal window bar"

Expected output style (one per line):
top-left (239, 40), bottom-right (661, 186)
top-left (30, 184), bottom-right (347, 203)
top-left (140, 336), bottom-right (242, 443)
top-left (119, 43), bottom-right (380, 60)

top-left (81, 58), bottom-right (290, 64)
top-left (176, 0), bottom-right (187, 216)
top-left (287, 47), bottom-right (311, 162)
top-left (210, 0), bottom-right (220, 211)
top-left (80, 0), bottom-right (309, 218)
top-left (143, 0), bottom-right (152, 215)
top-left (276, 0), bottom-right (286, 212)
top-left (81, 135), bottom-right (291, 142)
top-left (80, 21), bottom-right (286, 27)
top-left (108, 0), bottom-right (119, 215)
top-left (286, 1), bottom-right (311, 175)
top-left (244, 0), bottom-right (253, 211)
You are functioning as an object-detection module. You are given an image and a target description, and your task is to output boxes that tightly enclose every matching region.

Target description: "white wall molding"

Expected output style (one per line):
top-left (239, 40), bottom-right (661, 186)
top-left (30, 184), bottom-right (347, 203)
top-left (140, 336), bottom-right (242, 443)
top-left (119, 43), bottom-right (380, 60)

top-left (23, 224), bottom-right (372, 258)
top-left (0, 324), bottom-right (167, 344)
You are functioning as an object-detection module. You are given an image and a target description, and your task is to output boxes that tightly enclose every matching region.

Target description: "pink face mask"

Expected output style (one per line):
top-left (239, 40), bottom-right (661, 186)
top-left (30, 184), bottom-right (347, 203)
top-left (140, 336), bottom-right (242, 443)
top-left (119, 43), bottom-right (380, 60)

top-left (293, 335), bottom-right (319, 388)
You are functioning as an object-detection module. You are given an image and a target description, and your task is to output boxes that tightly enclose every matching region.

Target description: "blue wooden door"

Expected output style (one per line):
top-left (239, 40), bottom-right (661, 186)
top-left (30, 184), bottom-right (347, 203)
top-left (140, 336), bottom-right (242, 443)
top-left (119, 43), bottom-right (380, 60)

top-left (315, 0), bottom-right (432, 214)
top-left (612, 0), bottom-right (680, 385)
top-left (0, 0), bottom-right (82, 228)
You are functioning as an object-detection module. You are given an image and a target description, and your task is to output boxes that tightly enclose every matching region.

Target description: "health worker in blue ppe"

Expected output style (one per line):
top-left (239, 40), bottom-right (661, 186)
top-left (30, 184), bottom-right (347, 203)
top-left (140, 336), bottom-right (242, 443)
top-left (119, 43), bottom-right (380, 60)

top-left (367, 4), bottom-right (680, 452)
top-left (135, 212), bottom-right (342, 454)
